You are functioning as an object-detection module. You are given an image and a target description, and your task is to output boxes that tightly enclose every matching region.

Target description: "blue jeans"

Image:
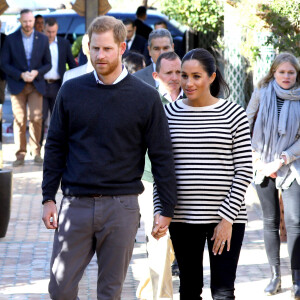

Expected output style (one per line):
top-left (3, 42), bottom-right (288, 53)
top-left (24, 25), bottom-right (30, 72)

top-left (256, 178), bottom-right (300, 269)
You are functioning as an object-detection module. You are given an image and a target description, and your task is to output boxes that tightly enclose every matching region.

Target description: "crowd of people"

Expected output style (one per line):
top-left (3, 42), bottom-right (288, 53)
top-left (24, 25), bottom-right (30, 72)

top-left (0, 5), bottom-right (299, 300)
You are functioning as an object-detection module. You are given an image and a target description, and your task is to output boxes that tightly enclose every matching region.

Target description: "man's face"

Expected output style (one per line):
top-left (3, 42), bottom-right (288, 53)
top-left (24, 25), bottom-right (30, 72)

top-left (20, 12), bottom-right (35, 35)
top-left (125, 24), bottom-right (135, 40)
top-left (44, 23), bottom-right (58, 44)
top-left (34, 17), bottom-right (44, 32)
top-left (155, 58), bottom-right (181, 95)
top-left (148, 37), bottom-right (174, 64)
top-left (89, 30), bottom-right (126, 79)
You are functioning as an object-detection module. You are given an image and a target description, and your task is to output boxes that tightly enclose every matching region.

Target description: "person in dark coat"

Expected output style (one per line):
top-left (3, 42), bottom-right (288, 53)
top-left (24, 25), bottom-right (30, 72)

top-left (1, 9), bottom-right (51, 166)
top-left (134, 6), bottom-right (152, 40)
top-left (40, 17), bottom-right (76, 145)
top-left (0, 20), bottom-right (6, 104)
top-left (123, 18), bottom-right (147, 56)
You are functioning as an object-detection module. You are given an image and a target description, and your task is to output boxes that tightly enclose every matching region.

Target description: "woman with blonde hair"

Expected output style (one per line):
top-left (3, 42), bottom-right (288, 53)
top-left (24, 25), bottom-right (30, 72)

top-left (246, 52), bottom-right (300, 298)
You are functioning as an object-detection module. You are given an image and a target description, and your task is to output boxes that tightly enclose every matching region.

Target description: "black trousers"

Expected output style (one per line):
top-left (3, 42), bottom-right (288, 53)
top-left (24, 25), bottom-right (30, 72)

top-left (169, 222), bottom-right (245, 300)
top-left (40, 80), bottom-right (61, 145)
top-left (256, 178), bottom-right (300, 269)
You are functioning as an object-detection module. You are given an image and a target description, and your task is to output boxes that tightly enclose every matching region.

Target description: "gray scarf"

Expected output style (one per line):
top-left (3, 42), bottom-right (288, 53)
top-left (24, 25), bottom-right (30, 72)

top-left (252, 79), bottom-right (300, 163)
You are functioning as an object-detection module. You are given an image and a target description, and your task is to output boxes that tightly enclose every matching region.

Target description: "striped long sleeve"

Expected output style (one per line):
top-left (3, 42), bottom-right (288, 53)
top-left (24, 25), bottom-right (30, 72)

top-left (153, 99), bottom-right (253, 224)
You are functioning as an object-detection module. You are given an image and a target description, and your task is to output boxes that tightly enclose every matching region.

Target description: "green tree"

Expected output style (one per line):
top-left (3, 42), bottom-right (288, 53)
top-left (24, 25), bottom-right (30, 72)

top-left (160, 0), bottom-right (223, 35)
top-left (260, 0), bottom-right (300, 56)
top-left (235, 0), bottom-right (300, 68)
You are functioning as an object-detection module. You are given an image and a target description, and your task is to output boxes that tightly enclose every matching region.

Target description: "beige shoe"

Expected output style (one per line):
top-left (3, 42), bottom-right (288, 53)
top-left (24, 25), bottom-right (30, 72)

top-left (34, 155), bottom-right (43, 164)
top-left (12, 158), bottom-right (24, 167)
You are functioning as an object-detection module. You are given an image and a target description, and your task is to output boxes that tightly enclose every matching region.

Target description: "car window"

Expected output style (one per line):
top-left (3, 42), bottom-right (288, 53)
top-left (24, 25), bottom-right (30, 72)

top-left (67, 16), bottom-right (86, 35)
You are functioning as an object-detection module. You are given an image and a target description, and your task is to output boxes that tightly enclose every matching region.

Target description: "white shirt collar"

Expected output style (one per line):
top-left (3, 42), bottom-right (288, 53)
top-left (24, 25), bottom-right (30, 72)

top-left (93, 65), bottom-right (128, 85)
top-left (127, 33), bottom-right (135, 50)
top-left (50, 36), bottom-right (58, 44)
top-left (158, 84), bottom-right (184, 102)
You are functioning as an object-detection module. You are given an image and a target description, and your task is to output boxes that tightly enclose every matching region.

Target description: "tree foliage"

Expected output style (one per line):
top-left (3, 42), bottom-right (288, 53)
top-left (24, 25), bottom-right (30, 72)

top-left (235, 0), bottom-right (300, 67)
top-left (160, 0), bottom-right (223, 35)
top-left (260, 0), bottom-right (300, 56)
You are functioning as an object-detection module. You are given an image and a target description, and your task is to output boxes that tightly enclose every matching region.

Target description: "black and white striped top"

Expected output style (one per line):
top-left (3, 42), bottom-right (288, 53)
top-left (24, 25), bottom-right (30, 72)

top-left (153, 99), bottom-right (253, 224)
top-left (277, 97), bottom-right (284, 118)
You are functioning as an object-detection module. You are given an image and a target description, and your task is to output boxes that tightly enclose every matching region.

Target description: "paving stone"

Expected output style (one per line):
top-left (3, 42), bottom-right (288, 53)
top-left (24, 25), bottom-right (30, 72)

top-left (0, 142), bottom-right (293, 299)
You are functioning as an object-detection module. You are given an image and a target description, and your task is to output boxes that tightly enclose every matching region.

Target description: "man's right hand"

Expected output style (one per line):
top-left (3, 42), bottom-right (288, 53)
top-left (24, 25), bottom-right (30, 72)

top-left (42, 201), bottom-right (58, 229)
top-left (151, 214), bottom-right (171, 240)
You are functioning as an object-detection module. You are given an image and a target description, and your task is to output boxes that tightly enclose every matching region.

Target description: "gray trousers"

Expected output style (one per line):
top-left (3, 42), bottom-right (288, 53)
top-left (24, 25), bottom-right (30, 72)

top-left (49, 195), bottom-right (140, 300)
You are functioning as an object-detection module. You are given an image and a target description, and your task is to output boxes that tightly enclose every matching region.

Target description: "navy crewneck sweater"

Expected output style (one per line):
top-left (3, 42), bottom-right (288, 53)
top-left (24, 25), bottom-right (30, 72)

top-left (42, 72), bottom-right (177, 217)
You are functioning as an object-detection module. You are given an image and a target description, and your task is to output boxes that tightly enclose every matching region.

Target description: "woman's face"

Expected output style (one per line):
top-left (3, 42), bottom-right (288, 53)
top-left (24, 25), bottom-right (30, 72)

top-left (181, 59), bottom-right (215, 101)
top-left (274, 61), bottom-right (297, 90)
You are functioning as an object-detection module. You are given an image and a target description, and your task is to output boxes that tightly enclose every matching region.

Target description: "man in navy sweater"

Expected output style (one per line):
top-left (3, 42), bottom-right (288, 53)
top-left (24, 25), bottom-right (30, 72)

top-left (42, 15), bottom-right (177, 299)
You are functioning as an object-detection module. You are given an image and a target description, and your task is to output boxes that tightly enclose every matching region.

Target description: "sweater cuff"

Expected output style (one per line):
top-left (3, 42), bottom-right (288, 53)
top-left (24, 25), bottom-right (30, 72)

top-left (160, 204), bottom-right (175, 218)
top-left (42, 194), bottom-right (56, 204)
top-left (281, 151), bottom-right (292, 164)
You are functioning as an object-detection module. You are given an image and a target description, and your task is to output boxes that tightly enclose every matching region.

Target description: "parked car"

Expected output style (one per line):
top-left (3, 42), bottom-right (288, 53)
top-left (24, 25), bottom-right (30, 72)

top-left (6, 9), bottom-right (185, 56)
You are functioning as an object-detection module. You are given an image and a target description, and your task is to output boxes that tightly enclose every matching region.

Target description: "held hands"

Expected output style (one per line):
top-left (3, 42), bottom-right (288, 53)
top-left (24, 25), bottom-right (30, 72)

top-left (151, 213), bottom-right (171, 240)
top-left (211, 218), bottom-right (232, 255)
top-left (42, 201), bottom-right (58, 229)
top-left (21, 70), bottom-right (39, 82)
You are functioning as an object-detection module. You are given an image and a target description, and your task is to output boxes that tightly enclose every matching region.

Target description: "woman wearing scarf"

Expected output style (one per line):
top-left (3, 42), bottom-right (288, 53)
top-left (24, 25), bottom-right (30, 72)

top-left (246, 53), bottom-right (300, 299)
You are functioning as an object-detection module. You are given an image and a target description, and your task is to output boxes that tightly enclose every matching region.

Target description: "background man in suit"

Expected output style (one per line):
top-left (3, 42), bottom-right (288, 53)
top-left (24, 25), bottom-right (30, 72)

top-left (123, 18), bottom-right (147, 56)
top-left (62, 33), bottom-right (94, 84)
top-left (137, 52), bottom-right (182, 300)
top-left (40, 17), bottom-right (76, 145)
top-left (134, 28), bottom-right (174, 87)
top-left (134, 6), bottom-right (152, 40)
top-left (0, 20), bottom-right (6, 105)
top-left (153, 51), bottom-right (183, 103)
top-left (1, 9), bottom-right (51, 166)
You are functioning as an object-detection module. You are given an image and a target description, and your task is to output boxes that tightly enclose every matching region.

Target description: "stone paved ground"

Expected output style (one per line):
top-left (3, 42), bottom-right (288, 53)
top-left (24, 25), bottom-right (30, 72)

top-left (0, 126), bottom-right (293, 300)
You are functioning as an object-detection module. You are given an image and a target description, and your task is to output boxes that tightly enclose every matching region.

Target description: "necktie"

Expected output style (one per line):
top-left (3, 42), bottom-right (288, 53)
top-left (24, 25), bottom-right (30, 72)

top-left (126, 39), bottom-right (131, 49)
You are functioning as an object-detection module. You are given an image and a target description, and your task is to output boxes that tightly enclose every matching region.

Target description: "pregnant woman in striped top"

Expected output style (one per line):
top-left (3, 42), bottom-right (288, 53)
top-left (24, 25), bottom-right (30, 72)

top-left (152, 48), bottom-right (253, 299)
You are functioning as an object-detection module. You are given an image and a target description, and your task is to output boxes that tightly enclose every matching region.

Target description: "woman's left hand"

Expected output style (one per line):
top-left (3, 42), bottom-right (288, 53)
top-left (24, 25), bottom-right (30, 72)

top-left (262, 159), bottom-right (282, 177)
top-left (211, 218), bottom-right (232, 255)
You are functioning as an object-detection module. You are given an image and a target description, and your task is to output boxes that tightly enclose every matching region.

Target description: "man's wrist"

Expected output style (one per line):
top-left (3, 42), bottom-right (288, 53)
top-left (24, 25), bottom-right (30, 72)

top-left (42, 199), bottom-right (56, 205)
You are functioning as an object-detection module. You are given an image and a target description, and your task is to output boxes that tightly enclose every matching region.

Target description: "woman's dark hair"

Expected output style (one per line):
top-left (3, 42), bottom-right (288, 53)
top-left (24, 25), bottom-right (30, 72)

top-left (182, 48), bottom-right (230, 99)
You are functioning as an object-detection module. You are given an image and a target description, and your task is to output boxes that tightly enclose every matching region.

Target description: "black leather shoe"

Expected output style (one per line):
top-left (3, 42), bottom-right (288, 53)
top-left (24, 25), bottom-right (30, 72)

top-left (264, 265), bottom-right (281, 295)
top-left (292, 269), bottom-right (300, 299)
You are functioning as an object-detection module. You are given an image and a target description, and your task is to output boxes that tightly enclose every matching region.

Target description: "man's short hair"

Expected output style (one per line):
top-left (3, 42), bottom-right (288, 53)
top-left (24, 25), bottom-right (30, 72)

top-left (88, 15), bottom-right (127, 44)
top-left (20, 9), bottom-right (32, 15)
top-left (123, 18), bottom-right (135, 27)
top-left (45, 17), bottom-right (57, 27)
top-left (123, 52), bottom-right (145, 74)
top-left (148, 28), bottom-right (173, 48)
top-left (136, 6), bottom-right (147, 18)
top-left (156, 52), bottom-right (180, 73)
top-left (154, 20), bottom-right (167, 29)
